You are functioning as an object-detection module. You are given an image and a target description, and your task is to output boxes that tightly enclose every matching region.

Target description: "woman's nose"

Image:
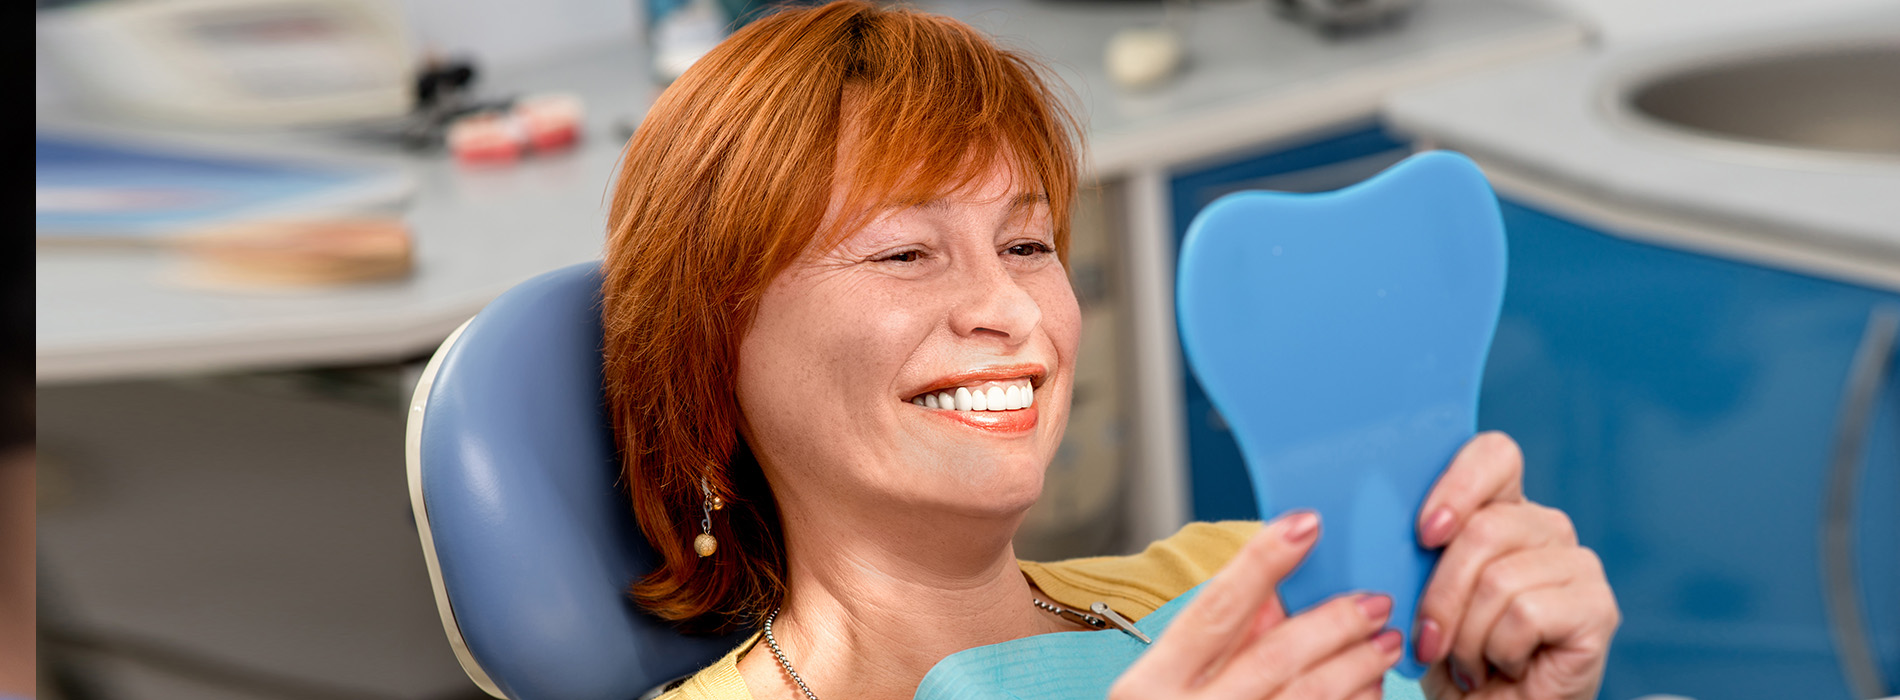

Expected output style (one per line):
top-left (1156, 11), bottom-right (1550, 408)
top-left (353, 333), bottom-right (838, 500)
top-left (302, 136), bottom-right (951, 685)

top-left (948, 256), bottom-right (1042, 344)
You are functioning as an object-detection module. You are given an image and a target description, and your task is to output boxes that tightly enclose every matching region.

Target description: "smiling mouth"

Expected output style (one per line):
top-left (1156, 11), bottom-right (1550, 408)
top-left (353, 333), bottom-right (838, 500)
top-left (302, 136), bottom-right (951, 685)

top-left (907, 377), bottom-right (1036, 412)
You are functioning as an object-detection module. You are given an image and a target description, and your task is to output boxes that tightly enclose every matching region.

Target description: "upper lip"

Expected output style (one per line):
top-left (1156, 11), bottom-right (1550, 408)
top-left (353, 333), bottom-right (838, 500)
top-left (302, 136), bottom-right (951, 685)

top-left (905, 364), bottom-right (1047, 400)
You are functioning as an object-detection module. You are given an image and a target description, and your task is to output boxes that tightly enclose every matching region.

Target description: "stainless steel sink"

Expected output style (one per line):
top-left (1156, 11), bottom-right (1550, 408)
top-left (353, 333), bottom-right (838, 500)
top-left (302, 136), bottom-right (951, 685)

top-left (1619, 42), bottom-right (1900, 160)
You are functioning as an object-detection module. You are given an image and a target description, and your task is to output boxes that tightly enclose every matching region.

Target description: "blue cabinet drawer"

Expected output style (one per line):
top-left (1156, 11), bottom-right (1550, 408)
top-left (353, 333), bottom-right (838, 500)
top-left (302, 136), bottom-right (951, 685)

top-left (1483, 201), bottom-right (1899, 700)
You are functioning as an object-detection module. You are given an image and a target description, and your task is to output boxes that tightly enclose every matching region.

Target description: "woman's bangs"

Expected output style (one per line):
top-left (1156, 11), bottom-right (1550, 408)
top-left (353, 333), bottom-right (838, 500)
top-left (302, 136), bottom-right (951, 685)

top-left (830, 68), bottom-right (1076, 255)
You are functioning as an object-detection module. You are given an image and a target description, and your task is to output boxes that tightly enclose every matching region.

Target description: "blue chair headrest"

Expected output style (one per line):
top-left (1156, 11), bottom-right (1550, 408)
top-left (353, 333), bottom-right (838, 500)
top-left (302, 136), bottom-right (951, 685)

top-left (406, 262), bottom-right (746, 700)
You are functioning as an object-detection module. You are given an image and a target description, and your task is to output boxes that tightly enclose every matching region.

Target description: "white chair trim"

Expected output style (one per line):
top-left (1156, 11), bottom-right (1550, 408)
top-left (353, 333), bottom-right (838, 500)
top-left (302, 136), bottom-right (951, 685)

top-left (405, 318), bottom-right (506, 699)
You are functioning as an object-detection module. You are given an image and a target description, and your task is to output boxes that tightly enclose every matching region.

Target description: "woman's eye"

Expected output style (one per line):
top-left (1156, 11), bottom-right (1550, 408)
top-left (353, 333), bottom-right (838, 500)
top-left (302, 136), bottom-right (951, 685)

top-left (1006, 242), bottom-right (1053, 257)
top-left (878, 250), bottom-right (923, 263)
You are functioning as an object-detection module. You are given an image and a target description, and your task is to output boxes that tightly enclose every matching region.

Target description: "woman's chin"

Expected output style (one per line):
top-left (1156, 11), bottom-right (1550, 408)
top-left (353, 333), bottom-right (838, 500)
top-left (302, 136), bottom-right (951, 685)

top-left (952, 470), bottom-right (1047, 518)
top-left (889, 456), bottom-right (1046, 518)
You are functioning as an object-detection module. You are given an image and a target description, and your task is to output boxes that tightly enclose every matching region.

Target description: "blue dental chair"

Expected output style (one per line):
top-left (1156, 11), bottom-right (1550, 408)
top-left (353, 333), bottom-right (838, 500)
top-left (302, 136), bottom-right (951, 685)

top-left (405, 262), bottom-right (746, 700)
top-left (404, 150), bottom-right (1506, 697)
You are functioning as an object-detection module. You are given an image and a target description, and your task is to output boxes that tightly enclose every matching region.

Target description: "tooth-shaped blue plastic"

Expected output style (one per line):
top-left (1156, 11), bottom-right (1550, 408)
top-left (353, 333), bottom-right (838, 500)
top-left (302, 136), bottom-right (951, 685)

top-left (1175, 151), bottom-right (1507, 679)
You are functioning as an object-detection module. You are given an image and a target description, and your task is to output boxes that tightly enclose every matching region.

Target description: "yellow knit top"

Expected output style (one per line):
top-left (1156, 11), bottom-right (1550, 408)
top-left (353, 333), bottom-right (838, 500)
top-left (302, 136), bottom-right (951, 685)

top-left (657, 521), bottom-right (1263, 700)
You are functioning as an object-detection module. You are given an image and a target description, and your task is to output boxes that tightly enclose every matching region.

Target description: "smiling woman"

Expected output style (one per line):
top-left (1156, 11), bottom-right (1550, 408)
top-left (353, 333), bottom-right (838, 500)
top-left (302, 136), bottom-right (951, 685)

top-left (601, 0), bottom-right (1080, 636)
top-left (599, 2), bottom-right (1616, 700)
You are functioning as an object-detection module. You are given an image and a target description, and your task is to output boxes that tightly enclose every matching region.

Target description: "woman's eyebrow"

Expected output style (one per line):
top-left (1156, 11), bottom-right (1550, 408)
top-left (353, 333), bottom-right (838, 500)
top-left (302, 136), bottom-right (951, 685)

top-left (1012, 192), bottom-right (1049, 209)
top-left (900, 191), bottom-right (1048, 212)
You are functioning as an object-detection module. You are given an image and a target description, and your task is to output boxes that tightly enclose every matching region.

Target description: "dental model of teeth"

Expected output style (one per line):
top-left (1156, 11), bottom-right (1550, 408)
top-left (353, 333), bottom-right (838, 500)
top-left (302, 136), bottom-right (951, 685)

top-left (910, 382), bottom-right (1035, 411)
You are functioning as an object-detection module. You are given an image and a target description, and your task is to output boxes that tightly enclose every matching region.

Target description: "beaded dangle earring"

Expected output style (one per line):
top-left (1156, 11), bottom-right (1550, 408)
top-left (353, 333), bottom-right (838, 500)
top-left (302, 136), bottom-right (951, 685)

top-left (694, 475), bottom-right (725, 557)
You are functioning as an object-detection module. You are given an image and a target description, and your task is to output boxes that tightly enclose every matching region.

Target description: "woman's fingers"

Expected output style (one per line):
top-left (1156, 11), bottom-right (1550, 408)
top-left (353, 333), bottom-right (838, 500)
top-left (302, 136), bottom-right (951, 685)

top-left (1195, 586), bottom-right (1301, 688)
top-left (1474, 570), bottom-right (1617, 700)
top-left (1448, 546), bottom-right (1589, 682)
top-left (1415, 502), bottom-right (1575, 668)
top-left (1419, 662), bottom-right (1463, 700)
top-left (1417, 432), bottom-right (1526, 549)
top-left (1288, 630), bottom-right (1402, 700)
top-left (1344, 675), bottom-right (1389, 700)
top-left (1409, 431), bottom-right (1617, 700)
top-left (1200, 593), bottom-right (1398, 699)
top-left (1119, 511), bottom-right (1321, 691)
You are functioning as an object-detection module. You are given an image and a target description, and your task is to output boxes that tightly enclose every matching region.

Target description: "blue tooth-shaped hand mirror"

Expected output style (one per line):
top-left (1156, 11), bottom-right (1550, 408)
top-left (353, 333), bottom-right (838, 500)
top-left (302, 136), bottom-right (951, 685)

top-left (1175, 151), bottom-right (1507, 679)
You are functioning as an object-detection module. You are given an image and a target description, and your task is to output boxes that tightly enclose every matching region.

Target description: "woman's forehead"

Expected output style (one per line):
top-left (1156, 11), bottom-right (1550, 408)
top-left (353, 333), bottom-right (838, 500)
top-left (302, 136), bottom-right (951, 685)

top-left (819, 150), bottom-right (1047, 233)
top-left (850, 186), bottom-right (1049, 230)
top-left (836, 147), bottom-right (1045, 208)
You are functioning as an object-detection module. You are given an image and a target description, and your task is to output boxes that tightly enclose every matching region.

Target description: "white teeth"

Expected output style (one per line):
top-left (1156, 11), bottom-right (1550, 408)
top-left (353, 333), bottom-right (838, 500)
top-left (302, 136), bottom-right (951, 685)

top-left (918, 381), bottom-right (1037, 412)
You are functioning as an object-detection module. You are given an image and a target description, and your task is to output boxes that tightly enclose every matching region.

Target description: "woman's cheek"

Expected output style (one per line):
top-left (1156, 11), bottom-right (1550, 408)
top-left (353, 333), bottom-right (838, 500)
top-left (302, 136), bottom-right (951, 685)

top-left (1036, 270), bottom-right (1083, 356)
top-left (814, 279), bottom-right (936, 378)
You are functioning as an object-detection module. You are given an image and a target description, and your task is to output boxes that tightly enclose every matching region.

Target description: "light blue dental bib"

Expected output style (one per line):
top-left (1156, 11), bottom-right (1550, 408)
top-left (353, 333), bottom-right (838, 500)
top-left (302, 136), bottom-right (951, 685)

top-left (914, 582), bottom-right (1426, 700)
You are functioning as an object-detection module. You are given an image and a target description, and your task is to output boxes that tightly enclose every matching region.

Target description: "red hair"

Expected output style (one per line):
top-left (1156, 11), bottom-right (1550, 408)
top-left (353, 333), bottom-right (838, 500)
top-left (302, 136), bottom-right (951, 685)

top-left (601, 0), bottom-right (1081, 634)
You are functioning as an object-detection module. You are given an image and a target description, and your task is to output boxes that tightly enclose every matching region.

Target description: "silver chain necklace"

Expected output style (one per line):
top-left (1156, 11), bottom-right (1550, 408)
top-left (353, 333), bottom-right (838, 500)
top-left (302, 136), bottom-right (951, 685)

top-left (762, 598), bottom-right (1148, 700)
top-left (762, 607), bottom-right (820, 700)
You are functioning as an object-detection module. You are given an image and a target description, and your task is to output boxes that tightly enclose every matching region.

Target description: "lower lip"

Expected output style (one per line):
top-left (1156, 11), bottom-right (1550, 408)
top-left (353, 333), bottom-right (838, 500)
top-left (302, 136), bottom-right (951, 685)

top-left (923, 404), bottom-right (1039, 433)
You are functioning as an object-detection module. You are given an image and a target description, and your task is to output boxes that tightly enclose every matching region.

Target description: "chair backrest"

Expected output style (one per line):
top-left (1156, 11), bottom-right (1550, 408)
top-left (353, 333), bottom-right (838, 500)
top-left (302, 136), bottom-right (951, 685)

top-left (1175, 151), bottom-right (1507, 680)
top-left (405, 262), bottom-right (746, 700)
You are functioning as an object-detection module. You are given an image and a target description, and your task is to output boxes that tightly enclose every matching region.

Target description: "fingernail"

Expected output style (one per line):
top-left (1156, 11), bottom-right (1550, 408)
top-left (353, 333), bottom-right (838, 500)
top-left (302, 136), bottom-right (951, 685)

top-left (1452, 664), bottom-right (1478, 693)
top-left (1373, 629), bottom-right (1402, 654)
top-left (1357, 594), bottom-right (1392, 621)
top-left (1413, 618), bottom-right (1443, 664)
top-left (1282, 511), bottom-right (1320, 543)
top-left (1422, 507), bottom-right (1454, 548)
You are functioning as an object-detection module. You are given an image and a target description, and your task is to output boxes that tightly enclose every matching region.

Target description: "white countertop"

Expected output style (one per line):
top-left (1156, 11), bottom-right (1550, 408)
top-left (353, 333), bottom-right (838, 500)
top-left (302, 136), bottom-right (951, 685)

top-left (1384, 6), bottom-right (1900, 287)
top-left (928, 0), bottom-right (1586, 174)
top-left (36, 0), bottom-right (1585, 384)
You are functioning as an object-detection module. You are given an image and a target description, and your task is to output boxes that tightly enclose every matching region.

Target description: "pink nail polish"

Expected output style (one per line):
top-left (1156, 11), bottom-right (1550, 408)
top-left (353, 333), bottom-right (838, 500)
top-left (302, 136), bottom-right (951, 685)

top-left (1373, 629), bottom-right (1402, 654)
top-left (1422, 508), bottom-right (1454, 548)
top-left (1357, 594), bottom-right (1392, 621)
top-left (1413, 618), bottom-right (1442, 664)
top-left (1282, 511), bottom-right (1320, 542)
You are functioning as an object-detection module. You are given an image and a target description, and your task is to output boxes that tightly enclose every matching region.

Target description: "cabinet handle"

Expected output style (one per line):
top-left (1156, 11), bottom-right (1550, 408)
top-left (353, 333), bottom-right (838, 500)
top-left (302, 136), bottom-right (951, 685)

top-left (1822, 306), bottom-right (1897, 699)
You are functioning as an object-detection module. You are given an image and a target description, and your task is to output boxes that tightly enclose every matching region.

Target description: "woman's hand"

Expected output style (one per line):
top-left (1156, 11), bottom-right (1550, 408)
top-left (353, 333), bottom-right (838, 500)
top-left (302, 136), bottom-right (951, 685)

top-left (1110, 512), bottom-right (1402, 700)
top-left (1412, 432), bottom-right (1619, 700)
